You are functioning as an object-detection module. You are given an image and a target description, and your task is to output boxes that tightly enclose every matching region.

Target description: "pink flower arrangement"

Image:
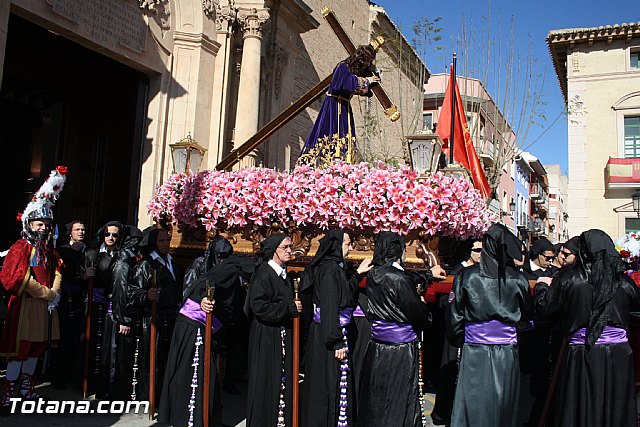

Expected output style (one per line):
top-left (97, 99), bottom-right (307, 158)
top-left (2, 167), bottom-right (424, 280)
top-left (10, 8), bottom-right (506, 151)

top-left (147, 162), bottom-right (495, 239)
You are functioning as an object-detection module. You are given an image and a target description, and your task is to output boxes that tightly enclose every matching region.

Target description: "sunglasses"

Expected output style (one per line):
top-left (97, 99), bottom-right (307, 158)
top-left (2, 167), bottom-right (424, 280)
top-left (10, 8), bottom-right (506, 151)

top-left (471, 248), bottom-right (482, 253)
top-left (543, 255), bottom-right (555, 261)
top-left (560, 250), bottom-right (573, 257)
top-left (104, 232), bottom-right (119, 238)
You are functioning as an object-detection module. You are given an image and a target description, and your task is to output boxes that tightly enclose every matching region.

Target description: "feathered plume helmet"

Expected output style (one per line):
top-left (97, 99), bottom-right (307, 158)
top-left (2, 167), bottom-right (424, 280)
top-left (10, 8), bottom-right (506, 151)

top-left (17, 166), bottom-right (68, 234)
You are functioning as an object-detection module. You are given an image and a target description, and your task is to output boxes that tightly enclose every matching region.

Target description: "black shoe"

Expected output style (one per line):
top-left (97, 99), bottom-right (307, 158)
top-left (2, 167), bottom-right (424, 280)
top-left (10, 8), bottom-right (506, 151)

top-left (431, 413), bottom-right (450, 426)
top-left (223, 383), bottom-right (241, 395)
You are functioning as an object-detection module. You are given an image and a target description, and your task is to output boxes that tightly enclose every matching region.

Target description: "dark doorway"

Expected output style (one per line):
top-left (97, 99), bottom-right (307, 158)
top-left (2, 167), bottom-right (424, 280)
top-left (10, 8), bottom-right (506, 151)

top-left (0, 14), bottom-right (148, 249)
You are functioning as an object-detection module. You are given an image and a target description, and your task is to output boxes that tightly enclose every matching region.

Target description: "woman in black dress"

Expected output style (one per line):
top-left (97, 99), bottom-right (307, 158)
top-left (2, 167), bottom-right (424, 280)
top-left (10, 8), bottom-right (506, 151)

top-left (301, 229), bottom-right (372, 426)
top-left (245, 234), bottom-right (302, 427)
top-left (535, 229), bottom-right (640, 427)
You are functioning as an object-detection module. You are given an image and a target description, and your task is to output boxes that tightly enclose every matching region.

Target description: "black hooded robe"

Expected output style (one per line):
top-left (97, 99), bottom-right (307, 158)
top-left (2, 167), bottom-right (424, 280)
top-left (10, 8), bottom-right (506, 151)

top-left (301, 231), bottom-right (361, 427)
top-left (52, 236), bottom-right (87, 389)
top-left (358, 232), bottom-right (432, 427)
top-left (245, 234), bottom-right (298, 427)
top-left (128, 228), bottom-right (183, 405)
top-left (446, 224), bottom-right (532, 427)
top-left (157, 273), bottom-right (225, 427)
top-left (534, 230), bottom-right (640, 427)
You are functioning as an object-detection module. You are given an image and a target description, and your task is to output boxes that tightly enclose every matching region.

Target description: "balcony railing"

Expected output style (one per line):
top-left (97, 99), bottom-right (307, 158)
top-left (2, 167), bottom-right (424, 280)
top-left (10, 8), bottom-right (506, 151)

top-left (605, 157), bottom-right (640, 189)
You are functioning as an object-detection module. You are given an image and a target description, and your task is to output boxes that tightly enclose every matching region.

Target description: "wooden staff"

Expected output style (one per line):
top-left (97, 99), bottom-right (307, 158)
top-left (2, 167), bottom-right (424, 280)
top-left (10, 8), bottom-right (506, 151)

top-left (292, 277), bottom-right (301, 427)
top-left (149, 268), bottom-right (158, 420)
top-left (82, 258), bottom-right (95, 398)
top-left (203, 280), bottom-right (215, 427)
top-left (537, 337), bottom-right (569, 427)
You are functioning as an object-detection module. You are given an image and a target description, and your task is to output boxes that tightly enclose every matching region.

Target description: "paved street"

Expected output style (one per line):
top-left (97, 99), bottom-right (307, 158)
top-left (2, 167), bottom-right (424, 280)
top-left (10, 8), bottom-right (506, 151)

top-left (1, 381), bottom-right (438, 426)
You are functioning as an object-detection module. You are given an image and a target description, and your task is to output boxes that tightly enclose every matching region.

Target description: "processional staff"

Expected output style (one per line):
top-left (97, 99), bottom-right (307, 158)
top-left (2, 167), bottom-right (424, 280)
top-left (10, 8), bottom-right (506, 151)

top-left (149, 268), bottom-right (159, 420)
top-left (82, 251), bottom-right (97, 398)
top-left (292, 277), bottom-right (301, 427)
top-left (203, 279), bottom-right (215, 427)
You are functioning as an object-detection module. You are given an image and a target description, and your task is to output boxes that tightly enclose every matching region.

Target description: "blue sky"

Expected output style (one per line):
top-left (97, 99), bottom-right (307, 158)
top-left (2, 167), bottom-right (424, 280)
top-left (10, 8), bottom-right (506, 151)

top-left (375, 0), bottom-right (640, 173)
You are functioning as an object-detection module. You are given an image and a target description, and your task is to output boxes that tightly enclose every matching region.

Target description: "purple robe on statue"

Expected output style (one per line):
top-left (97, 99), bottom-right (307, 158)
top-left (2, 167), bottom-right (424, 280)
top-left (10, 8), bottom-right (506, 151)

top-left (296, 63), bottom-right (370, 167)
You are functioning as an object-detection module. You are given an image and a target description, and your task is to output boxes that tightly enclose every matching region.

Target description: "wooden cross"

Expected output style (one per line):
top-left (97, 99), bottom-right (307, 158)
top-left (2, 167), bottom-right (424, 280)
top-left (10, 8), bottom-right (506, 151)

top-left (215, 7), bottom-right (399, 171)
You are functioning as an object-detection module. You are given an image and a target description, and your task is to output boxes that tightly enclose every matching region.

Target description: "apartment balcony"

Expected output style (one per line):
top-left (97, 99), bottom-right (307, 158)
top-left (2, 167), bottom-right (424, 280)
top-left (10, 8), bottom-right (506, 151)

top-left (606, 157), bottom-right (640, 189)
top-left (531, 217), bottom-right (548, 238)
top-left (476, 139), bottom-right (495, 167)
top-left (536, 197), bottom-right (549, 213)
top-left (529, 182), bottom-right (548, 202)
top-left (516, 213), bottom-right (532, 230)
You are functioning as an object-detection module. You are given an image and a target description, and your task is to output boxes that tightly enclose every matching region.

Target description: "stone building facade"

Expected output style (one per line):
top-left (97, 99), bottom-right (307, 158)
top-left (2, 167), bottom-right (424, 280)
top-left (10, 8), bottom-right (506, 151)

top-left (0, 0), bottom-right (428, 247)
top-left (548, 22), bottom-right (640, 238)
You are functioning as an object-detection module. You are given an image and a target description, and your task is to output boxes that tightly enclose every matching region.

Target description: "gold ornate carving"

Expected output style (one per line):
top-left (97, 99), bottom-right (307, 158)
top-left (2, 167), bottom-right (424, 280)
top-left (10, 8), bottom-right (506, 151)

top-left (413, 233), bottom-right (440, 268)
top-left (369, 36), bottom-right (385, 51)
top-left (352, 233), bottom-right (375, 252)
top-left (296, 134), bottom-right (356, 168)
top-left (384, 105), bottom-right (400, 122)
top-left (227, 222), bottom-right (313, 260)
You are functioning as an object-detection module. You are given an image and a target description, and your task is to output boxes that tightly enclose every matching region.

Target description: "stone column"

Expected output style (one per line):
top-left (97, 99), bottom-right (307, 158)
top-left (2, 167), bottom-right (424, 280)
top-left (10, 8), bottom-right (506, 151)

top-left (209, 1), bottom-right (237, 166)
top-left (234, 7), bottom-right (269, 168)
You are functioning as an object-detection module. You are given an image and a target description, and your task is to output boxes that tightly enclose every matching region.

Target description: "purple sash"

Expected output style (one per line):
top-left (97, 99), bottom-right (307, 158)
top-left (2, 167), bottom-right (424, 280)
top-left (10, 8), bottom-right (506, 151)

top-left (353, 305), bottom-right (365, 317)
top-left (179, 298), bottom-right (223, 333)
top-left (568, 326), bottom-right (628, 346)
top-left (465, 320), bottom-right (517, 345)
top-left (371, 320), bottom-right (417, 343)
top-left (313, 307), bottom-right (354, 327)
top-left (92, 288), bottom-right (109, 305)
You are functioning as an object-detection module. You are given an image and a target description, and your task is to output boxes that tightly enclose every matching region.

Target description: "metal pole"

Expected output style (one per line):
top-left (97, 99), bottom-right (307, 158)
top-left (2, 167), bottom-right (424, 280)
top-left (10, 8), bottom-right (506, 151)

top-left (449, 53), bottom-right (458, 165)
top-left (149, 269), bottom-right (158, 420)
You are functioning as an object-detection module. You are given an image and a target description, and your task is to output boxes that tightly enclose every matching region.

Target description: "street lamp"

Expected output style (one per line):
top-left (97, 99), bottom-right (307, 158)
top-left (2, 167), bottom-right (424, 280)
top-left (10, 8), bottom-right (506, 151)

top-left (633, 190), bottom-right (640, 218)
top-left (509, 200), bottom-right (516, 213)
top-left (406, 132), bottom-right (443, 175)
top-left (169, 133), bottom-right (207, 174)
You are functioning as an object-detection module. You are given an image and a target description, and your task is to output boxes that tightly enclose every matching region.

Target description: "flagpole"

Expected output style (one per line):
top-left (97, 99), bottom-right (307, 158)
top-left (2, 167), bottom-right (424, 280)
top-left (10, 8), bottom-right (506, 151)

top-left (449, 53), bottom-right (457, 165)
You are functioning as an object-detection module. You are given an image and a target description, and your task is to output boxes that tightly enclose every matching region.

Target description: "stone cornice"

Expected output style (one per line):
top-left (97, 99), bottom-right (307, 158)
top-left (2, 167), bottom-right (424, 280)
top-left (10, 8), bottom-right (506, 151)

top-left (546, 22), bottom-right (640, 103)
top-left (547, 22), bottom-right (640, 45)
top-left (173, 30), bottom-right (221, 55)
top-left (276, 0), bottom-right (319, 33)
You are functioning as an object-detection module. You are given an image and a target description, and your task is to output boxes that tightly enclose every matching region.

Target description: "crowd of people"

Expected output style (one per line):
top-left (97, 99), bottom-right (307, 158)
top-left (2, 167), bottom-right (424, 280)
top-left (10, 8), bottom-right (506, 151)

top-left (0, 167), bottom-right (638, 427)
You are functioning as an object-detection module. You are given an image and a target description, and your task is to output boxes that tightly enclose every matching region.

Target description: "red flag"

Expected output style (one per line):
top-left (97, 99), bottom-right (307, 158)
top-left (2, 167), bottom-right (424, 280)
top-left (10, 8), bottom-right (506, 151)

top-left (436, 66), bottom-right (492, 200)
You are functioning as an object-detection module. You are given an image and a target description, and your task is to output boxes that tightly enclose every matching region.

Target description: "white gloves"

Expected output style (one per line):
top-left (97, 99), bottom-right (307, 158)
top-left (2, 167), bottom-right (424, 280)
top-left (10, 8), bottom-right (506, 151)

top-left (48, 292), bottom-right (61, 312)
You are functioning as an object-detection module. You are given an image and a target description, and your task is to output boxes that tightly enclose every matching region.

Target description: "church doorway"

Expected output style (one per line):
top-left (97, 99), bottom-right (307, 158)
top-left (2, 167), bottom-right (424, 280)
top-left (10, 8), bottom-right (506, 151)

top-left (0, 13), bottom-right (148, 248)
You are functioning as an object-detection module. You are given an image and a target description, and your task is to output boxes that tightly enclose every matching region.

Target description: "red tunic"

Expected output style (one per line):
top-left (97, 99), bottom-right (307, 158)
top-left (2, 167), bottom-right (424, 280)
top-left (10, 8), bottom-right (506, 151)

top-left (0, 239), bottom-right (60, 360)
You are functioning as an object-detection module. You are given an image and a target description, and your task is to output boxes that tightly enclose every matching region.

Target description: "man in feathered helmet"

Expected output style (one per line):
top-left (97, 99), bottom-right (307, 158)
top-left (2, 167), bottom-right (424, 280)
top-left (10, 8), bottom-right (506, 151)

top-left (0, 166), bottom-right (68, 411)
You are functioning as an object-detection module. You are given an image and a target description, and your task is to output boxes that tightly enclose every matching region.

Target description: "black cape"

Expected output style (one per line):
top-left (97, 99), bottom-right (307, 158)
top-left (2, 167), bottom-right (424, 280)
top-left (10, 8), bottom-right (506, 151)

top-left (158, 277), bottom-right (222, 427)
top-left (301, 258), bottom-right (360, 426)
top-left (358, 264), bottom-right (432, 427)
top-left (446, 264), bottom-right (532, 427)
top-left (535, 265), bottom-right (640, 427)
top-left (128, 255), bottom-right (183, 402)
